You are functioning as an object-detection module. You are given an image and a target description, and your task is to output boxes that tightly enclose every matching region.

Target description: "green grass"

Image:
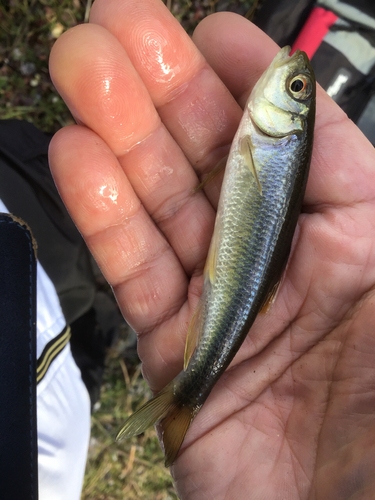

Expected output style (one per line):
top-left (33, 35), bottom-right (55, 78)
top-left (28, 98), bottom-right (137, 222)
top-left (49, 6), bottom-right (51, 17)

top-left (0, 0), bottom-right (86, 131)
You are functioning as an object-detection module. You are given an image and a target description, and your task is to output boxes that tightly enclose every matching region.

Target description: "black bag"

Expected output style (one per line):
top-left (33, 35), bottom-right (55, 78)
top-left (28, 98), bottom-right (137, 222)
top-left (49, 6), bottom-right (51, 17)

top-left (0, 119), bottom-right (121, 407)
top-left (0, 214), bottom-right (38, 500)
top-left (254, 0), bottom-right (375, 144)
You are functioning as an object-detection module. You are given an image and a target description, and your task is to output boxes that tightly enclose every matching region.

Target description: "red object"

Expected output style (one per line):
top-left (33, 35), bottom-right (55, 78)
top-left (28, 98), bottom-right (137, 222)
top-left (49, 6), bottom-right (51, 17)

top-left (291, 6), bottom-right (339, 60)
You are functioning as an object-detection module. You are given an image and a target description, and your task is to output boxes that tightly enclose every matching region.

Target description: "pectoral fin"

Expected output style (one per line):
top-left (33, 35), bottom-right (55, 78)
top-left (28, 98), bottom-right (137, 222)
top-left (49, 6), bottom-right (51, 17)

top-left (240, 136), bottom-right (262, 195)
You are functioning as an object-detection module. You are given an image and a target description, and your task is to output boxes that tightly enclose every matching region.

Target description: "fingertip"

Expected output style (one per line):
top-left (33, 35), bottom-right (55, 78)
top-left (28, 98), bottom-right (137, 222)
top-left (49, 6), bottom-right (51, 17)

top-left (193, 13), bottom-right (279, 105)
top-left (49, 125), bottom-right (140, 237)
top-left (90, 0), bottom-right (205, 106)
top-left (49, 22), bottom-right (160, 157)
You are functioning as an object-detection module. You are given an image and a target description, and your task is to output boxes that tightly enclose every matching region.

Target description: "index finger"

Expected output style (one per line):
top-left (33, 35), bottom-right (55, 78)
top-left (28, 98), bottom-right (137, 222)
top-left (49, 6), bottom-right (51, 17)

top-left (90, 0), bottom-right (242, 181)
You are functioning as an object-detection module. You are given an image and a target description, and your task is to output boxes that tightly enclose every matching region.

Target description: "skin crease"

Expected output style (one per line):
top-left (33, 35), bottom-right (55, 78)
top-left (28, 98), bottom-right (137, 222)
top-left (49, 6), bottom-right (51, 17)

top-left (48, 1), bottom-right (375, 499)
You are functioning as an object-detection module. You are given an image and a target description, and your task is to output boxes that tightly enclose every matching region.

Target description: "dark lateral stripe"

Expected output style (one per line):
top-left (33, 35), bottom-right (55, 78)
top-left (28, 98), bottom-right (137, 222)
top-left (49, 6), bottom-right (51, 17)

top-left (36, 326), bottom-right (71, 384)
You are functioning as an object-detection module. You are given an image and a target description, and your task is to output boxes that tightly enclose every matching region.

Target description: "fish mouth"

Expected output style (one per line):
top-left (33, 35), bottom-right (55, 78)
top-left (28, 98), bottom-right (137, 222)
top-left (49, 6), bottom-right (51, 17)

top-left (273, 46), bottom-right (311, 70)
top-left (272, 46), bottom-right (293, 68)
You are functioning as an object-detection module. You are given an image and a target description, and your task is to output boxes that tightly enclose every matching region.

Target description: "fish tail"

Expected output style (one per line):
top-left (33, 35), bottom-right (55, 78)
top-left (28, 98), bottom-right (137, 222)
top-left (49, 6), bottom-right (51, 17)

top-left (116, 381), bottom-right (195, 467)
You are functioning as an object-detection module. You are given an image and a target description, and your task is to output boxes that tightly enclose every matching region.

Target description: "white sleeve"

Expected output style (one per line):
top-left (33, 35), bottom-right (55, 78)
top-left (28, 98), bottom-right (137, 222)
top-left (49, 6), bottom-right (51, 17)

top-left (0, 199), bottom-right (91, 500)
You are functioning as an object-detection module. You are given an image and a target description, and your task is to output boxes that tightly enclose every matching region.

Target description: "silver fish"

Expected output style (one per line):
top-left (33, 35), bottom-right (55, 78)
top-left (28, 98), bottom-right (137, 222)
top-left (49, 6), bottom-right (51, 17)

top-left (117, 46), bottom-right (316, 467)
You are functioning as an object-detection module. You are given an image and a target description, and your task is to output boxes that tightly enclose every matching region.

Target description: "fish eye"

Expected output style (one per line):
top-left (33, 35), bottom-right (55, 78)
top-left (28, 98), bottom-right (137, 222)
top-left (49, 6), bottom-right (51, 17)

top-left (288, 75), bottom-right (312, 100)
top-left (291, 79), bottom-right (305, 92)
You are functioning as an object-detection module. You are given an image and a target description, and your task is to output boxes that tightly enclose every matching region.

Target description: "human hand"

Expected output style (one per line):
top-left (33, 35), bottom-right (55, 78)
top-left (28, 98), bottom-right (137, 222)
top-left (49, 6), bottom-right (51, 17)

top-left (49, 1), bottom-right (375, 498)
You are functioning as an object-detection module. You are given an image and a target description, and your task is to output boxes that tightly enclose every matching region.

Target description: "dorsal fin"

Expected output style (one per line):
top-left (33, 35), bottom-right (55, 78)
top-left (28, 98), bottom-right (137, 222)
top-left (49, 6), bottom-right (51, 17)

top-left (203, 226), bottom-right (219, 285)
top-left (184, 296), bottom-right (205, 370)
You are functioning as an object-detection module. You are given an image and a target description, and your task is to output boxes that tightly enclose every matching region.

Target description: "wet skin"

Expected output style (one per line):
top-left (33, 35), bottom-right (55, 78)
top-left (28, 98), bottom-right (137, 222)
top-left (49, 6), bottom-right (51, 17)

top-left (49, 1), bottom-right (375, 499)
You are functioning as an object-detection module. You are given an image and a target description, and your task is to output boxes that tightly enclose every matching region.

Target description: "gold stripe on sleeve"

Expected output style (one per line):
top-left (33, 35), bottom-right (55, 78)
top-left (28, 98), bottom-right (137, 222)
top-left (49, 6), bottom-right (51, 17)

top-left (36, 326), bottom-right (71, 384)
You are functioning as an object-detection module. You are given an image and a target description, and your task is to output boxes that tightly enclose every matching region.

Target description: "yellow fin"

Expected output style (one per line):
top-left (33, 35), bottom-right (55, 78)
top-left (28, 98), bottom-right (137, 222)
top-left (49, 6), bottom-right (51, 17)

top-left (260, 279), bottom-right (281, 314)
top-left (193, 155), bottom-right (228, 193)
top-left (183, 220), bottom-right (220, 369)
top-left (184, 296), bottom-right (205, 370)
top-left (183, 223), bottom-right (219, 369)
top-left (203, 226), bottom-right (219, 284)
top-left (116, 386), bottom-right (174, 440)
top-left (161, 404), bottom-right (194, 467)
top-left (184, 226), bottom-right (218, 370)
top-left (240, 135), bottom-right (262, 195)
top-left (116, 381), bottom-right (195, 467)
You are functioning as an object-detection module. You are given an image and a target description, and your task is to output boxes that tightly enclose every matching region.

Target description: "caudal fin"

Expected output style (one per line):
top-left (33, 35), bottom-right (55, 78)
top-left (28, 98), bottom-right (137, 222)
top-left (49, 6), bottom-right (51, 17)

top-left (116, 383), bottom-right (194, 467)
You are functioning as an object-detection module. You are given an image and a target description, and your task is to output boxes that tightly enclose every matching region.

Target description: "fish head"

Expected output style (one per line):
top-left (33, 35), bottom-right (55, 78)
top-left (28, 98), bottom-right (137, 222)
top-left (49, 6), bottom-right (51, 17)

top-left (248, 46), bottom-right (316, 138)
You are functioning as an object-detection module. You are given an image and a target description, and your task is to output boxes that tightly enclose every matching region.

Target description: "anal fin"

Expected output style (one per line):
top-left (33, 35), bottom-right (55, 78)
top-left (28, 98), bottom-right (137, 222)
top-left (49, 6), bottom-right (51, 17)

top-left (184, 220), bottom-right (219, 369)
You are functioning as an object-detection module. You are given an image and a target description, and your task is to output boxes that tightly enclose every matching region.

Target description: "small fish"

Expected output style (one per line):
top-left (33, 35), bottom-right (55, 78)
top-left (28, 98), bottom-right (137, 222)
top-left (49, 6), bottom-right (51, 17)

top-left (116, 46), bottom-right (316, 466)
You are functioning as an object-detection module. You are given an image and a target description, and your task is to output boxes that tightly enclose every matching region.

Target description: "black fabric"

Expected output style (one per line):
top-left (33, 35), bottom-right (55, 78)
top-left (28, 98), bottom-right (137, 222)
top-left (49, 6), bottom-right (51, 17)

top-left (0, 119), bottom-right (95, 325)
top-left (70, 292), bottom-right (121, 409)
top-left (254, 0), bottom-right (315, 47)
top-left (0, 119), bottom-right (121, 406)
top-left (70, 308), bottom-right (104, 409)
top-left (312, 42), bottom-right (375, 122)
top-left (0, 214), bottom-right (38, 500)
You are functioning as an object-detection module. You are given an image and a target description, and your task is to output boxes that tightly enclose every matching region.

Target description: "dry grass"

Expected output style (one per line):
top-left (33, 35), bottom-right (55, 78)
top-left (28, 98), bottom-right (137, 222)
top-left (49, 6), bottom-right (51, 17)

top-left (82, 341), bottom-right (178, 499)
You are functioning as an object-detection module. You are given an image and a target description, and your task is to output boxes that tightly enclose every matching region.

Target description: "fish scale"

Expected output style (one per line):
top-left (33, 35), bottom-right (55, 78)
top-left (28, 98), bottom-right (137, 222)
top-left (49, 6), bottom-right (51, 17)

top-left (180, 132), bottom-right (305, 394)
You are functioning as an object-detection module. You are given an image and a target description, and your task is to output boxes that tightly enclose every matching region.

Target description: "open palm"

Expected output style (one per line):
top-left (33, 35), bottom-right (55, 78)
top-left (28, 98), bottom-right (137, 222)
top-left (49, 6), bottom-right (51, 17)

top-left (49, 1), bottom-right (375, 499)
